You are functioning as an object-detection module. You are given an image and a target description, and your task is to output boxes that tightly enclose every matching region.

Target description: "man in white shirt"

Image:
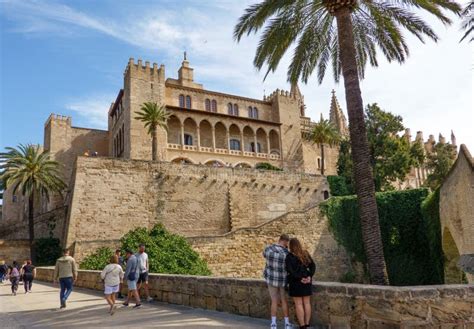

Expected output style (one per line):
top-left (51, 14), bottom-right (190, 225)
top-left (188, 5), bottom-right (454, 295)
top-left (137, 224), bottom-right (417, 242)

top-left (136, 244), bottom-right (152, 302)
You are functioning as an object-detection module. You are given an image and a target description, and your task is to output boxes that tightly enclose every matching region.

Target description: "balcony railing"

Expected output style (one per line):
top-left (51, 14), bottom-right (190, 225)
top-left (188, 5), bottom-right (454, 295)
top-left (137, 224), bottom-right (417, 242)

top-left (167, 143), bottom-right (281, 160)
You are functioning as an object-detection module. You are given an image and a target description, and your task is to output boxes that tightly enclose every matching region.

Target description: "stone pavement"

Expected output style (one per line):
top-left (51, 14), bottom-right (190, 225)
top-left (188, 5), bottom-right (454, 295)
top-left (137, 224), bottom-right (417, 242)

top-left (0, 281), bottom-right (269, 328)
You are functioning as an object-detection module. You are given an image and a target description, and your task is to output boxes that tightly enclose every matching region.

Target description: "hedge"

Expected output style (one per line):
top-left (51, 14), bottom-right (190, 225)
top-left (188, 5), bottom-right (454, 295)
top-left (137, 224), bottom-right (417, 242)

top-left (320, 188), bottom-right (444, 285)
top-left (327, 175), bottom-right (351, 196)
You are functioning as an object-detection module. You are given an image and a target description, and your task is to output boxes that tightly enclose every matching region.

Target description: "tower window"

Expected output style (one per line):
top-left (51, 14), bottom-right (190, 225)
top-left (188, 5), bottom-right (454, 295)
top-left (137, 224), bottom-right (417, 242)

top-left (205, 99), bottom-right (211, 111)
top-left (211, 100), bottom-right (217, 112)
top-left (228, 103), bottom-right (239, 116)
top-left (248, 106), bottom-right (258, 119)
top-left (185, 95), bottom-right (192, 109)
top-left (179, 94), bottom-right (185, 108)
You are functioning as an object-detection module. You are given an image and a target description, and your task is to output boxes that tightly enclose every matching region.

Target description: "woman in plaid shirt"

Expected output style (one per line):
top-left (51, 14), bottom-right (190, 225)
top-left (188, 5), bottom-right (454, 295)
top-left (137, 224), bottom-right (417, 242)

top-left (263, 234), bottom-right (292, 329)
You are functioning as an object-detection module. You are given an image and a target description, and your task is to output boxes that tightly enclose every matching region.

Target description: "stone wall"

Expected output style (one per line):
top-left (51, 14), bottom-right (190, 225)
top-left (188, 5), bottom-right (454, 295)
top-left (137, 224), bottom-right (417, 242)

top-left (64, 157), bottom-right (327, 254)
top-left (35, 267), bottom-right (474, 328)
top-left (0, 240), bottom-right (30, 263)
top-left (189, 206), bottom-right (350, 281)
top-left (440, 144), bottom-right (474, 283)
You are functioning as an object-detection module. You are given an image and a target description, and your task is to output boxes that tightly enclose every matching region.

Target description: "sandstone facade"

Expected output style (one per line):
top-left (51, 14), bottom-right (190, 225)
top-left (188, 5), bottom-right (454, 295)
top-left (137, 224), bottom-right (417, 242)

top-left (440, 145), bottom-right (474, 283)
top-left (35, 267), bottom-right (474, 328)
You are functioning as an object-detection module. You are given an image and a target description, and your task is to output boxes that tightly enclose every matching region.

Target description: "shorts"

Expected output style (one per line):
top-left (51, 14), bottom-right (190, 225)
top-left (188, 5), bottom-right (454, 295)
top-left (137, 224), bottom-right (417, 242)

top-left (127, 279), bottom-right (138, 290)
top-left (268, 284), bottom-right (286, 301)
top-left (137, 272), bottom-right (148, 284)
top-left (104, 285), bottom-right (119, 295)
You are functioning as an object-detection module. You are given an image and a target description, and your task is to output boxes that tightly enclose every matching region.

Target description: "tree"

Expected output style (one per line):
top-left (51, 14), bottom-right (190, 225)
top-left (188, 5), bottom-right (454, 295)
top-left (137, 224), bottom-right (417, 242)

top-left (0, 144), bottom-right (66, 261)
top-left (135, 102), bottom-right (170, 161)
top-left (425, 142), bottom-right (457, 189)
top-left (338, 104), bottom-right (425, 191)
top-left (460, 1), bottom-right (473, 42)
top-left (234, 0), bottom-right (460, 284)
top-left (307, 117), bottom-right (341, 175)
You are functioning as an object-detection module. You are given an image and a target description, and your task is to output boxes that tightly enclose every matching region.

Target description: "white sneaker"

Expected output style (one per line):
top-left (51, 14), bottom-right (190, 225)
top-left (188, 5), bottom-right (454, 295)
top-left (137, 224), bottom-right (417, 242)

top-left (285, 324), bottom-right (293, 329)
top-left (271, 324), bottom-right (277, 329)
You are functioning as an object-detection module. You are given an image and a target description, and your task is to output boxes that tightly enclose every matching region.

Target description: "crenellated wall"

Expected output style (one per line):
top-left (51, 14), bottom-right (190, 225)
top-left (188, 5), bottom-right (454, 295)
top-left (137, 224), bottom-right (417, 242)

top-left (63, 157), bottom-right (328, 262)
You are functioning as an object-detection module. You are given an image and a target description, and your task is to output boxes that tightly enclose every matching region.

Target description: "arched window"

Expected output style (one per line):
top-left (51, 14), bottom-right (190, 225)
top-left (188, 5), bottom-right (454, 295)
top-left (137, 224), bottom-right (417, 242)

top-left (323, 190), bottom-right (330, 200)
top-left (211, 100), bottom-right (217, 112)
top-left (317, 158), bottom-right (321, 169)
top-left (250, 142), bottom-right (262, 153)
top-left (179, 94), bottom-right (185, 108)
top-left (229, 139), bottom-right (240, 150)
top-left (184, 134), bottom-right (193, 146)
top-left (233, 104), bottom-right (239, 116)
top-left (185, 95), bottom-right (192, 109)
top-left (205, 99), bottom-right (211, 111)
top-left (253, 107), bottom-right (258, 119)
top-left (227, 103), bottom-right (233, 115)
top-left (248, 106), bottom-right (253, 118)
top-left (121, 124), bottom-right (125, 154)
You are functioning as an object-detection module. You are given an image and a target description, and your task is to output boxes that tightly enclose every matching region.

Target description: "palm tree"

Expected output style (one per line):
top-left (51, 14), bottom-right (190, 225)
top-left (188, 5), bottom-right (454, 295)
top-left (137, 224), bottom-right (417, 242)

top-left (307, 116), bottom-right (341, 175)
top-left (460, 1), bottom-right (473, 42)
top-left (235, 0), bottom-right (460, 285)
top-left (135, 102), bottom-right (170, 161)
top-left (0, 144), bottom-right (66, 262)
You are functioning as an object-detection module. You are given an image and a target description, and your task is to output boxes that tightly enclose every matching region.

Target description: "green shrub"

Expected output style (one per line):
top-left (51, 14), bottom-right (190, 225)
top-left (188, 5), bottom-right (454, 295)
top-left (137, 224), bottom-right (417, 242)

top-left (327, 175), bottom-right (351, 196)
top-left (80, 247), bottom-right (114, 270)
top-left (255, 162), bottom-right (283, 171)
top-left (339, 271), bottom-right (357, 283)
top-left (420, 188), bottom-right (444, 283)
top-left (35, 238), bottom-right (62, 266)
top-left (320, 188), bottom-right (443, 285)
top-left (81, 224), bottom-right (211, 276)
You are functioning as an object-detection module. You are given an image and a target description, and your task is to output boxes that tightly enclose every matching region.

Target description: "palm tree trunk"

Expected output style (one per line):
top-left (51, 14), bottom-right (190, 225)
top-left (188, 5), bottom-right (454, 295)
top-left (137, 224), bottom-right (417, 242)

top-left (152, 126), bottom-right (158, 161)
top-left (28, 191), bottom-right (36, 263)
top-left (320, 143), bottom-right (325, 176)
top-left (335, 7), bottom-right (388, 285)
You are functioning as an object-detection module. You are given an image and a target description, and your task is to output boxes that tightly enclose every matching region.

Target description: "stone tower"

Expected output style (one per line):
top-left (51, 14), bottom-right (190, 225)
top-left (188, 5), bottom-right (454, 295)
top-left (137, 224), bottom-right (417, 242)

top-left (329, 90), bottom-right (349, 137)
top-left (291, 82), bottom-right (306, 117)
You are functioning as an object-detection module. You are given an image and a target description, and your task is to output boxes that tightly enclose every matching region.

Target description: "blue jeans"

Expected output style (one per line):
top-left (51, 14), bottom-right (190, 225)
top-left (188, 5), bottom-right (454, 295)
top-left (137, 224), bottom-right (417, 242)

top-left (59, 277), bottom-right (73, 302)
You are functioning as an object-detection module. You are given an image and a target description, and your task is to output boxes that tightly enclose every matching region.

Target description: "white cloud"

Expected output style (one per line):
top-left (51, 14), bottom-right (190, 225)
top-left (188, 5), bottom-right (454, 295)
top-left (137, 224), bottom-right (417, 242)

top-left (65, 94), bottom-right (114, 130)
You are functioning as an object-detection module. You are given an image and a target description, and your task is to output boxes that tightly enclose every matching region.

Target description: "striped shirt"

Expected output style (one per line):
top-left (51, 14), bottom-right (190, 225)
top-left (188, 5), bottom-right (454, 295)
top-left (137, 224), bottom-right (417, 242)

top-left (263, 243), bottom-right (289, 287)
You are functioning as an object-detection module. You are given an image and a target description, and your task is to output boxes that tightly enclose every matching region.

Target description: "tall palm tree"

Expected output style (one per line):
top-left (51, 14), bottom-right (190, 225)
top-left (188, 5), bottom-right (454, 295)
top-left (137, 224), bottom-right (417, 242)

top-left (235, 0), bottom-right (460, 285)
top-left (307, 116), bottom-right (341, 175)
top-left (135, 102), bottom-right (170, 161)
top-left (0, 144), bottom-right (66, 262)
top-left (460, 0), bottom-right (473, 42)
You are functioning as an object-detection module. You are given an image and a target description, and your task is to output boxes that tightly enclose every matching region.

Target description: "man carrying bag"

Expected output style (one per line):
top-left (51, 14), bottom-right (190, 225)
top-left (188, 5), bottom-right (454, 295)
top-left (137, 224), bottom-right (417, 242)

top-left (123, 249), bottom-right (141, 308)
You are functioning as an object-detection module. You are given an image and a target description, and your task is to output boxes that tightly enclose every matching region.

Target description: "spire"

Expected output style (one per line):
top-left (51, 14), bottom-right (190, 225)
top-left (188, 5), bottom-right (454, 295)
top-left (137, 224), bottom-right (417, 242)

top-left (291, 82), bottom-right (306, 117)
top-left (329, 90), bottom-right (349, 136)
top-left (451, 130), bottom-right (456, 146)
top-left (439, 133), bottom-right (446, 144)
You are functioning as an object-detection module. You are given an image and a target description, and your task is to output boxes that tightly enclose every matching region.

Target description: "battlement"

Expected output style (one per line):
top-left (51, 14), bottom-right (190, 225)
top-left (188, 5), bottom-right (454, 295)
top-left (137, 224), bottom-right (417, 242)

top-left (44, 113), bottom-right (72, 127)
top-left (263, 88), bottom-right (299, 102)
top-left (124, 57), bottom-right (165, 78)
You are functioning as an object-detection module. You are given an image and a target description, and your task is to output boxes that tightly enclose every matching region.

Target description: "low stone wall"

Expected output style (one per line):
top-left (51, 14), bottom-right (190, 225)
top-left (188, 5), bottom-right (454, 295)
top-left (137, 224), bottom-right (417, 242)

top-left (36, 267), bottom-right (474, 328)
top-left (0, 240), bottom-right (30, 263)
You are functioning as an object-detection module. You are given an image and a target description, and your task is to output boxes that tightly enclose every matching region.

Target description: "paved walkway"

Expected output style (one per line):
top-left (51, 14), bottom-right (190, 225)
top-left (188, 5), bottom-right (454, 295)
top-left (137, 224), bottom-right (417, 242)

top-left (0, 281), bottom-right (269, 328)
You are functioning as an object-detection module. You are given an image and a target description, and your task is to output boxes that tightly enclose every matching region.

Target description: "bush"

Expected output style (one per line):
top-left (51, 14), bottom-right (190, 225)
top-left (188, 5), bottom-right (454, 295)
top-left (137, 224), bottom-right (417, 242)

top-left (320, 188), bottom-right (443, 285)
top-left (327, 175), bottom-right (351, 196)
top-left (35, 238), bottom-right (62, 266)
top-left (420, 188), bottom-right (444, 283)
top-left (80, 247), bottom-right (114, 270)
top-left (80, 224), bottom-right (211, 276)
top-left (255, 162), bottom-right (283, 171)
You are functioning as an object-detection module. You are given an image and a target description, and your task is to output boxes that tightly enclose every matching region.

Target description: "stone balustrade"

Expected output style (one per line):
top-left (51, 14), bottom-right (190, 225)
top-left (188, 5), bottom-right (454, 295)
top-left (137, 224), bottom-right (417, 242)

top-left (35, 267), bottom-right (474, 328)
top-left (167, 143), bottom-right (282, 160)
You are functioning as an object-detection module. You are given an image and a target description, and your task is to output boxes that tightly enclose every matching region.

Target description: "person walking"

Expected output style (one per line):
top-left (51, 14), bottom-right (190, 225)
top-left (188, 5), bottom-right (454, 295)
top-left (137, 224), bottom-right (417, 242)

top-left (123, 249), bottom-right (141, 308)
top-left (53, 249), bottom-right (78, 309)
top-left (263, 234), bottom-right (291, 329)
top-left (115, 249), bottom-right (125, 299)
top-left (21, 259), bottom-right (36, 293)
top-left (285, 238), bottom-right (316, 329)
top-left (0, 260), bottom-right (7, 283)
top-left (101, 255), bottom-right (124, 315)
top-left (8, 261), bottom-right (20, 296)
top-left (136, 244), bottom-right (152, 302)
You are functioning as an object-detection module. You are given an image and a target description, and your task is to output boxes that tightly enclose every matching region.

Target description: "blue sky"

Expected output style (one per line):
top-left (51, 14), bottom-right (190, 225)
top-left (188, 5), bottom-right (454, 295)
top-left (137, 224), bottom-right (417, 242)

top-left (1, 0), bottom-right (473, 152)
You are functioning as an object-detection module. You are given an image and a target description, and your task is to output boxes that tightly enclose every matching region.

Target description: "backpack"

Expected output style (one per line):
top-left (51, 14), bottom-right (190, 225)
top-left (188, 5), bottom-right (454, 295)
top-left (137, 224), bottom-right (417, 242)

top-left (11, 267), bottom-right (19, 279)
